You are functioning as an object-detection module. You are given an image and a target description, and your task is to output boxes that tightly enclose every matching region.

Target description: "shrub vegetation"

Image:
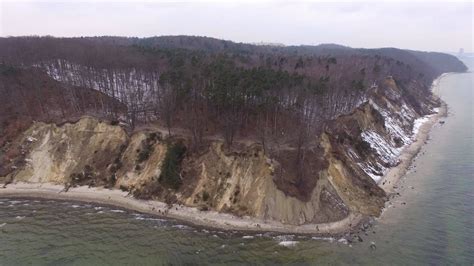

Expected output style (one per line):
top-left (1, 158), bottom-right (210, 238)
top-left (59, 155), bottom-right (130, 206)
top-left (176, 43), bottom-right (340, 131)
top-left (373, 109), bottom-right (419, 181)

top-left (159, 141), bottom-right (186, 189)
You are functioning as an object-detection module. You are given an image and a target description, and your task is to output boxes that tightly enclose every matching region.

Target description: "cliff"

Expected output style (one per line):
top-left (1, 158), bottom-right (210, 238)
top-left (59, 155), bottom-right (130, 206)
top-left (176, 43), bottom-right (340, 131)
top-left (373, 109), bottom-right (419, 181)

top-left (0, 36), bottom-right (467, 228)
top-left (0, 76), bottom-right (442, 226)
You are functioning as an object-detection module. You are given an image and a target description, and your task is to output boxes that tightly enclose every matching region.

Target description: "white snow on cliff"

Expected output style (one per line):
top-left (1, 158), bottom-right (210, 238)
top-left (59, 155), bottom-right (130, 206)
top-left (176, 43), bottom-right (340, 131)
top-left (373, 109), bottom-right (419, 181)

top-left (412, 108), bottom-right (438, 136)
top-left (361, 130), bottom-right (401, 165)
top-left (357, 99), bottom-right (435, 183)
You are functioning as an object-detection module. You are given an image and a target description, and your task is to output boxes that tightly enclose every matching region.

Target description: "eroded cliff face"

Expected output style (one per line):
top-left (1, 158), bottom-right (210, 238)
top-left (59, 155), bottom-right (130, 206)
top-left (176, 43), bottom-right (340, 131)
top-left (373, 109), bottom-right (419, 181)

top-left (0, 77), bottom-right (441, 225)
top-left (2, 117), bottom-right (128, 186)
top-left (0, 116), bottom-right (352, 225)
top-left (178, 142), bottom-right (349, 224)
top-left (114, 131), bottom-right (167, 190)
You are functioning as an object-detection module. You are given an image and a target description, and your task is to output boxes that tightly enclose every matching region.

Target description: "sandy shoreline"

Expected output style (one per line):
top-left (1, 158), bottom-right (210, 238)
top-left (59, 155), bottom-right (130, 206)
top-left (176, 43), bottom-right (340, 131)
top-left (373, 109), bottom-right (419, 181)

top-left (0, 75), bottom-right (449, 235)
top-left (0, 182), bottom-right (363, 235)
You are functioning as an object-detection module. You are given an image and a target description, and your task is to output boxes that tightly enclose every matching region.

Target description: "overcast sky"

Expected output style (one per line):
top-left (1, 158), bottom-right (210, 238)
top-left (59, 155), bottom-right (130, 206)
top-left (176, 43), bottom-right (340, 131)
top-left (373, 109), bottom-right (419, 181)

top-left (1, 1), bottom-right (472, 53)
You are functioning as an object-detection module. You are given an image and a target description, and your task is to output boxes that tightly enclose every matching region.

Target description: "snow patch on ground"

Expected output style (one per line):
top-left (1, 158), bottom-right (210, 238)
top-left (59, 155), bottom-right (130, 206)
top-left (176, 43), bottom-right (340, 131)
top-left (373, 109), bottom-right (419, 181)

top-left (412, 117), bottom-right (429, 136)
top-left (36, 59), bottom-right (160, 120)
top-left (358, 161), bottom-right (385, 182)
top-left (26, 136), bottom-right (37, 142)
top-left (412, 112), bottom-right (436, 137)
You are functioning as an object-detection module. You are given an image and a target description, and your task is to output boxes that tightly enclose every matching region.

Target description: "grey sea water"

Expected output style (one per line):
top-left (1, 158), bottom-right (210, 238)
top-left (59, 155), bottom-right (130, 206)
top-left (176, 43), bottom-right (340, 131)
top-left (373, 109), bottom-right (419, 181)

top-left (0, 58), bottom-right (472, 265)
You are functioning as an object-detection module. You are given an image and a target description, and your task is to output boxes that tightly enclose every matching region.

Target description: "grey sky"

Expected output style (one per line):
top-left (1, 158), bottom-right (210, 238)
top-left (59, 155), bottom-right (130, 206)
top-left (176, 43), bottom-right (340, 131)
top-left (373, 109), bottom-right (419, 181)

top-left (1, 1), bottom-right (472, 53)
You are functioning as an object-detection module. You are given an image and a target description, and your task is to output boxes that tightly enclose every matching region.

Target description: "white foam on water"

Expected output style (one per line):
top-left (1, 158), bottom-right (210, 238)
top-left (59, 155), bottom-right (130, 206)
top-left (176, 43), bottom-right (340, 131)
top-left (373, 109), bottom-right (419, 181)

top-left (273, 235), bottom-right (295, 241)
top-left (9, 200), bottom-right (24, 204)
top-left (172, 224), bottom-right (191, 230)
top-left (311, 236), bottom-right (335, 243)
top-left (278, 241), bottom-right (299, 247)
top-left (338, 238), bottom-right (349, 245)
